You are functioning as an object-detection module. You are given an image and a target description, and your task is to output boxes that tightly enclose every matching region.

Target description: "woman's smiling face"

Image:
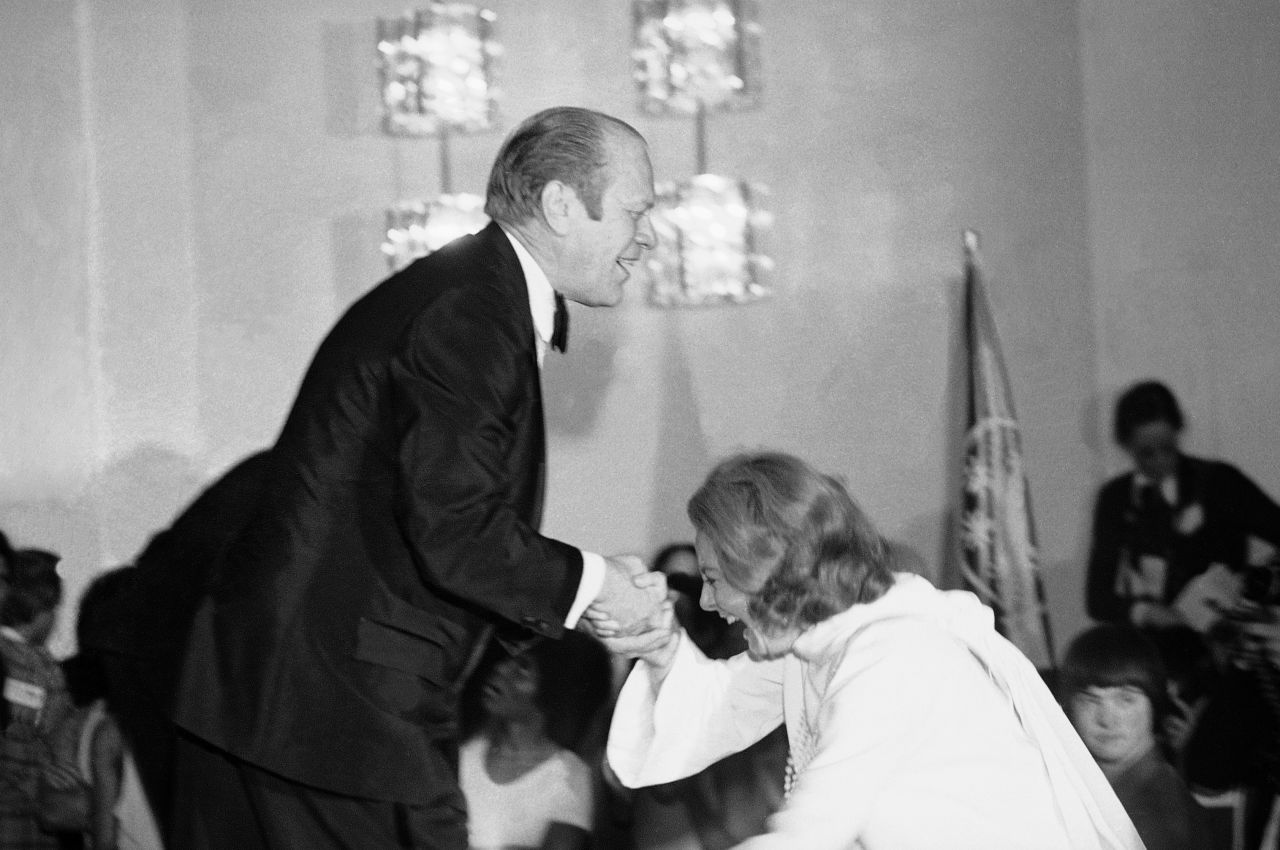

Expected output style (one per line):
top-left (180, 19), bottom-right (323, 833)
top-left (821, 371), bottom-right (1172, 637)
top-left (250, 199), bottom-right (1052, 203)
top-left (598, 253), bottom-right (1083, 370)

top-left (695, 531), bottom-right (754, 628)
top-left (695, 531), bottom-right (795, 659)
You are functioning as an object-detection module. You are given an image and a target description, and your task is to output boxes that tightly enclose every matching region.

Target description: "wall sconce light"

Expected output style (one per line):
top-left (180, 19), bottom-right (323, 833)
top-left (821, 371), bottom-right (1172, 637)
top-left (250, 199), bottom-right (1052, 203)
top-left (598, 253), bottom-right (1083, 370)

top-left (377, 4), bottom-right (501, 137)
top-left (647, 175), bottom-right (773, 307)
top-left (382, 194), bottom-right (489, 272)
top-left (633, 0), bottom-right (763, 116)
top-left (632, 0), bottom-right (771, 307)
top-left (377, 3), bottom-right (498, 270)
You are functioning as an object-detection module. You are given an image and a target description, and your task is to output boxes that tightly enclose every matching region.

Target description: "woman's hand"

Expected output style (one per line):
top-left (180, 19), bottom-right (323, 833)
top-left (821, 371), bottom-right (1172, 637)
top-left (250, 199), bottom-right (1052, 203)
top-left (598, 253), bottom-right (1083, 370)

top-left (582, 569), bottom-right (670, 640)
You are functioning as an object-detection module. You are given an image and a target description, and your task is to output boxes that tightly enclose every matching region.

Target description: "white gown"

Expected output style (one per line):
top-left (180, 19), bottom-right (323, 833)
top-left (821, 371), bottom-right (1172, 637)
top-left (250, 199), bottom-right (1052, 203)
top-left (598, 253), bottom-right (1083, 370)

top-left (608, 573), bottom-right (1145, 850)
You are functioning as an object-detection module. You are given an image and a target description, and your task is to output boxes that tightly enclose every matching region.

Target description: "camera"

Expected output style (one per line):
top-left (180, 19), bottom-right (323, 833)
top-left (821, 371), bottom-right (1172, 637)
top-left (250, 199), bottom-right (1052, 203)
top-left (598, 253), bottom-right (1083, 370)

top-left (1243, 560), bottom-right (1280, 606)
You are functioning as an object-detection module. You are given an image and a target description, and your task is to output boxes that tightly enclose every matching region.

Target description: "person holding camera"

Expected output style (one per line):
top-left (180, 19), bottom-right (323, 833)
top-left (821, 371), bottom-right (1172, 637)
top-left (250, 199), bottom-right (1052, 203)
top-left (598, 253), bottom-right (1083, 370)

top-left (1085, 380), bottom-right (1280, 632)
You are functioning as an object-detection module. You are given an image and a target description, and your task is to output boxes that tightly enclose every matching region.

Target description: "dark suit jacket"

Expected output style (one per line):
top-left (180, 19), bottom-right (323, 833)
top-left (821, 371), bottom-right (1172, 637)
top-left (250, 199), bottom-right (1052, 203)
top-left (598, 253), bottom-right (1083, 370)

top-left (1085, 454), bottom-right (1280, 624)
top-left (173, 222), bottom-right (583, 804)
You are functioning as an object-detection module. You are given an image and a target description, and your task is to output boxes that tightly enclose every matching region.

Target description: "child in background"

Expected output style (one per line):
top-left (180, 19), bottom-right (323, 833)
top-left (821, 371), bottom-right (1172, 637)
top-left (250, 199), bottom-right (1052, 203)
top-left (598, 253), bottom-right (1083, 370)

top-left (459, 633), bottom-right (611, 850)
top-left (0, 558), bottom-right (69, 850)
top-left (1061, 624), bottom-right (1210, 850)
top-left (56, 568), bottom-right (163, 850)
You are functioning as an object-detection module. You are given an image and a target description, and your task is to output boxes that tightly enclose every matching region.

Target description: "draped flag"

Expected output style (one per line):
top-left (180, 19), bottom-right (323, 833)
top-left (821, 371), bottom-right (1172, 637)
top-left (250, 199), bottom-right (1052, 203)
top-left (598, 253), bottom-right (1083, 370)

top-left (959, 230), bottom-right (1056, 670)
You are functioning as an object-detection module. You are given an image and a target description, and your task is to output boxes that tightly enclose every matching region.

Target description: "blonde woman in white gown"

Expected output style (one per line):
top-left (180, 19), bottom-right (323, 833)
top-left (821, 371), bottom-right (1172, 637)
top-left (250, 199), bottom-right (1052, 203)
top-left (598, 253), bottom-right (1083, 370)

top-left (592, 452), bottom-right (1146, 850)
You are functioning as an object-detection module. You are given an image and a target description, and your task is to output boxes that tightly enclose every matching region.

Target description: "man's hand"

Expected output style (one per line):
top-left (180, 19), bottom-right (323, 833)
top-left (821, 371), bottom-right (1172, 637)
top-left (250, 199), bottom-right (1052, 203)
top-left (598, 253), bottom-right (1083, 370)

top-left (585, 555), bottom-right (667, 637)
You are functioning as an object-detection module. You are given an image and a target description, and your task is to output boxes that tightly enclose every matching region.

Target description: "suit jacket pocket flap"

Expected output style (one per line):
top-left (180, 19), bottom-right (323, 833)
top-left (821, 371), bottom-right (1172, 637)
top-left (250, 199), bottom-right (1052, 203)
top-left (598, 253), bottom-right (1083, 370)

top-left (353, 618), bottom-right (446, 683)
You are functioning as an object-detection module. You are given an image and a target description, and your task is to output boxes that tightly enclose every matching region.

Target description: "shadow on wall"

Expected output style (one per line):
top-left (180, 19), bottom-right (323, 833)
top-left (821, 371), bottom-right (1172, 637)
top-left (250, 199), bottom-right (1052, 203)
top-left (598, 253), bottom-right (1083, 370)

top-left (92, 445), bottom-right (209, 567)
top-left (0, 444), bottom-right (212, 655)
top-left (647, 313), bottom-right (712, 549)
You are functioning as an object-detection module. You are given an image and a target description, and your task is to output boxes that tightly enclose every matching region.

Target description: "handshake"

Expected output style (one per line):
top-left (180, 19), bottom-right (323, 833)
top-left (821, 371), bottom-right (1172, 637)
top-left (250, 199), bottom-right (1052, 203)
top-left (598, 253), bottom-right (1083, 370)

top-left (579, 555), bottom-right (679, 664)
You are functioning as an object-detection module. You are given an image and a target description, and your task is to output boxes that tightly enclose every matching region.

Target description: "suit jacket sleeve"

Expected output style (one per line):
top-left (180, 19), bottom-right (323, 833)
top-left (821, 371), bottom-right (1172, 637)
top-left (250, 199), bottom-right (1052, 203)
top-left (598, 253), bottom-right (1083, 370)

top-left (1086, 479), bottom-right (1131, 624)
top-left (388, 286), bottom-right (581, 636)
top-left (1220, 462), bottom-right (1280, 549)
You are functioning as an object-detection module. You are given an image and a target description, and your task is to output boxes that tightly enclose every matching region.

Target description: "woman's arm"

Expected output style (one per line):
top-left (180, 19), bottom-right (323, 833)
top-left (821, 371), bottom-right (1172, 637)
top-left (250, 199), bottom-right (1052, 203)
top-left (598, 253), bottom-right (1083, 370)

top-left (607, 631), bottom-right (785, 788)
top-left (89, 714), bottom-right (124, 850)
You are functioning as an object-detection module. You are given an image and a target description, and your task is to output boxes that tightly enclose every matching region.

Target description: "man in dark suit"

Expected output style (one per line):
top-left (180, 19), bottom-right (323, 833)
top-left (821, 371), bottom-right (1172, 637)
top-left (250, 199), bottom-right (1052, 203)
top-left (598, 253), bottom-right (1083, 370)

top-left (1084, 380), bottom-right (1280, 628)
top-left (169, 106), bottom-right (665, 849)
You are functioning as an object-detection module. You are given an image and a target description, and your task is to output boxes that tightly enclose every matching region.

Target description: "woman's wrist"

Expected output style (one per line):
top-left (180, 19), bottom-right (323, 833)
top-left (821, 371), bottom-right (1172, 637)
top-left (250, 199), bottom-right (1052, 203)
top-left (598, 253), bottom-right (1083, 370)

top-left (643, 629), bottom-right (681, 690)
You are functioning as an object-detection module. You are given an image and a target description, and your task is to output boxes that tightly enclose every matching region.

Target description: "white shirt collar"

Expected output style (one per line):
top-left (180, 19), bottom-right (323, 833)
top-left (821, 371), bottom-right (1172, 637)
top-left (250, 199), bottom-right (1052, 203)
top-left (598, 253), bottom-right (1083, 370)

top-left (1132, 473), bottom-right (1178, 505)
top-left (500, 227), bottom-right (556, 367)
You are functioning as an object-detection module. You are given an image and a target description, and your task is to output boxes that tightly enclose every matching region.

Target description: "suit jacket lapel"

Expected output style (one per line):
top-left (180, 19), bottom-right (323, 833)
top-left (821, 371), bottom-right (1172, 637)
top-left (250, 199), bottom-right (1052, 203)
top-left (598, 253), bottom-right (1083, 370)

top-left (477, 222), bottom-right (548, 530)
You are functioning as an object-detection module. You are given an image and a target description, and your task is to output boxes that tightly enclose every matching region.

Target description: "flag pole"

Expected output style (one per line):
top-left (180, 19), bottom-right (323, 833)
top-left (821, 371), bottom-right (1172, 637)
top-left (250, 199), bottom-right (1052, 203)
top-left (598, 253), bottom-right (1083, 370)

top-left (958, 229), bottom-right (1059, 674)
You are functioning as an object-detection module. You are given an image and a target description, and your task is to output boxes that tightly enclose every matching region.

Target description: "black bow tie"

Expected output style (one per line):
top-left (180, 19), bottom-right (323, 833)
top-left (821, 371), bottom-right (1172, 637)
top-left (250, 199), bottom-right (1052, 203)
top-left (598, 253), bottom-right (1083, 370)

top-left (551, 293), bottom-right (569, 353)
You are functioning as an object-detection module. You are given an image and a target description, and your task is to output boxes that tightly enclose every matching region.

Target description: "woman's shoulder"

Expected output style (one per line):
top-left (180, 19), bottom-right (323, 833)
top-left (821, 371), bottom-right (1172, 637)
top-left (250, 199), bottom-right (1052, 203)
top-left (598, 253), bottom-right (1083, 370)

top-left (822, 608), bottom-right (976, 683)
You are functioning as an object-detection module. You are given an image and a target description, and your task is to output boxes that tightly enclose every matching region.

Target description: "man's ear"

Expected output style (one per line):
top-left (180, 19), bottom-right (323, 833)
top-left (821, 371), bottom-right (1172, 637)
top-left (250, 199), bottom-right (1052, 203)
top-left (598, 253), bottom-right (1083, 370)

top-left (540, 180), bottom-right (581, 236)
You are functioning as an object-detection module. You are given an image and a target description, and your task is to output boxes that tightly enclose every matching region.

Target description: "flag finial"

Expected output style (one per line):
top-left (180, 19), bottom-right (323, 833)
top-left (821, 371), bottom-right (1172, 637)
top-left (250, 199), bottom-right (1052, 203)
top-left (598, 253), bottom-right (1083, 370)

top-left (962, 229), bottom-right (980, 261)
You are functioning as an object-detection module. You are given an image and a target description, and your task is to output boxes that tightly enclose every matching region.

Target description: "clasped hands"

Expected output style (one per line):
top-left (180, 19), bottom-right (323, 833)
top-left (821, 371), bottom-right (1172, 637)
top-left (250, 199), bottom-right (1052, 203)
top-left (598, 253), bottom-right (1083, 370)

top-left (579, 555), bottom-right (678, 662)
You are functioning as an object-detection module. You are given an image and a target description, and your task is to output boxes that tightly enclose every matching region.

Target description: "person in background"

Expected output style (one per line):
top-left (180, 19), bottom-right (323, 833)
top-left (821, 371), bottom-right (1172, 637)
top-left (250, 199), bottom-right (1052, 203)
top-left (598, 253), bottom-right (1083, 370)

top-left (1061, 624), bottom-right (1210, 850)
top-left (0, 530), bottom-right (10, 734)
top-left (599, 451), bottom-right (1143, 849)
top-left (54, 569), bottom-right (163, 850)
top-left (653, 544), bottom-right (700, 581)
top-left (458, 632), bottom-right (611, 850)
top-left (0, 529), bottom-right (12, 581)
top-left (0, 559), bottom-right (69, 850)
top-left (1180, 587), bottom-right (1280, 846)
top-left (1085, 379), bottom-right (1280, 631)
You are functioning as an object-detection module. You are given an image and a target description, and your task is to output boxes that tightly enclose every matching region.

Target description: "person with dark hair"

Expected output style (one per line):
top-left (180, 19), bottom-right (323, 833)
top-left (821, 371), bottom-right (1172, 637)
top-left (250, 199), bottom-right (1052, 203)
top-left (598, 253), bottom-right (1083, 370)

top-left (0, 563), bottom-right (68, 850)
top-left (170, 105), bottom-right (665, 850)
top-left (0, 532), bottom-right (12, 734)
top-left (653, 542), bottom-right (699, 579)
top-left (49, 568), bottom-right (163, 850)
top-left (458, 633), bottom-right (611, 850)
top-left (599, 452), bottom-right (1144, 849)
top-left (0, 530), bottom-right (13, 580)
top-left (1060, 625), bottom-right (1210, 850)
top-left (1085, 379), bottom-right (1280, 629)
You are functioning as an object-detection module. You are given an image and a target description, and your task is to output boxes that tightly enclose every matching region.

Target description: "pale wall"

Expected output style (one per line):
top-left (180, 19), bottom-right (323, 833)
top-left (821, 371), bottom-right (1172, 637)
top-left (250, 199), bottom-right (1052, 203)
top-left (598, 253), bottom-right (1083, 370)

top-left (2, 0), bottom-right (1123, 658)
top-left (1079, 1), bottom-right (1280, 493)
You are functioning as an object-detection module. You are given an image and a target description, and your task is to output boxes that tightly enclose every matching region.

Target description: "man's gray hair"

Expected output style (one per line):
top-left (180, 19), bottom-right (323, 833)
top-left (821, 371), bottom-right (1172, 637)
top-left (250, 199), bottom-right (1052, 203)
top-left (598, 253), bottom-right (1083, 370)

top-left (484, 106), bottom-right (643, 224)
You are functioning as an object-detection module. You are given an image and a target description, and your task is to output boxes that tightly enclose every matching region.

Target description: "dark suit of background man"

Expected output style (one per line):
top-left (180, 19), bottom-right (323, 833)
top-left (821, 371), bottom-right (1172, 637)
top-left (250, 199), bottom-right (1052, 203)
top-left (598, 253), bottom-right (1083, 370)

top-left (169, 106), bottom-right (663, 850)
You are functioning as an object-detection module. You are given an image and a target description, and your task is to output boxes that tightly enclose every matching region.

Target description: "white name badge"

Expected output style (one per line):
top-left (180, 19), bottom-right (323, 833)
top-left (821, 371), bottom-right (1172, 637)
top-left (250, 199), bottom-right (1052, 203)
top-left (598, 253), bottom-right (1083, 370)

top-left (3, 677), bottom-right (46, 711)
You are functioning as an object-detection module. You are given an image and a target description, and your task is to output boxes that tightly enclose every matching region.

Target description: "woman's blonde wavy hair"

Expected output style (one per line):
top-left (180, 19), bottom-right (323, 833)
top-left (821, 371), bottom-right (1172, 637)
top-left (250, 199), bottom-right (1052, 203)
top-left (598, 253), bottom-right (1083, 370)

top-left (686, 452), bottom-right (894, 635)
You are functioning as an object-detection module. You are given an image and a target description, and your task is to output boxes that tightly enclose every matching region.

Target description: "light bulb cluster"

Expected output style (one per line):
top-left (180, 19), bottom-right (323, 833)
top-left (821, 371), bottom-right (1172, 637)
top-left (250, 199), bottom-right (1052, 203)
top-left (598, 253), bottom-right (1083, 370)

top-left (646, 174), bottom-right (773, 307)
top-left (377, 4), bottom-right (501, 136)
top-left (382, 194), bottom-right (490, 271)
top-left (632, 0), bottom-right (762, 115)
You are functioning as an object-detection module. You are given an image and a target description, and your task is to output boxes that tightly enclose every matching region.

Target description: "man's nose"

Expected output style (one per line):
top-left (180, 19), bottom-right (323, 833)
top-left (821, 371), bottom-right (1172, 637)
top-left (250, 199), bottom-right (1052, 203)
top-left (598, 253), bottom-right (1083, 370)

top-left (635, 213), bottom-right (657, 251)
